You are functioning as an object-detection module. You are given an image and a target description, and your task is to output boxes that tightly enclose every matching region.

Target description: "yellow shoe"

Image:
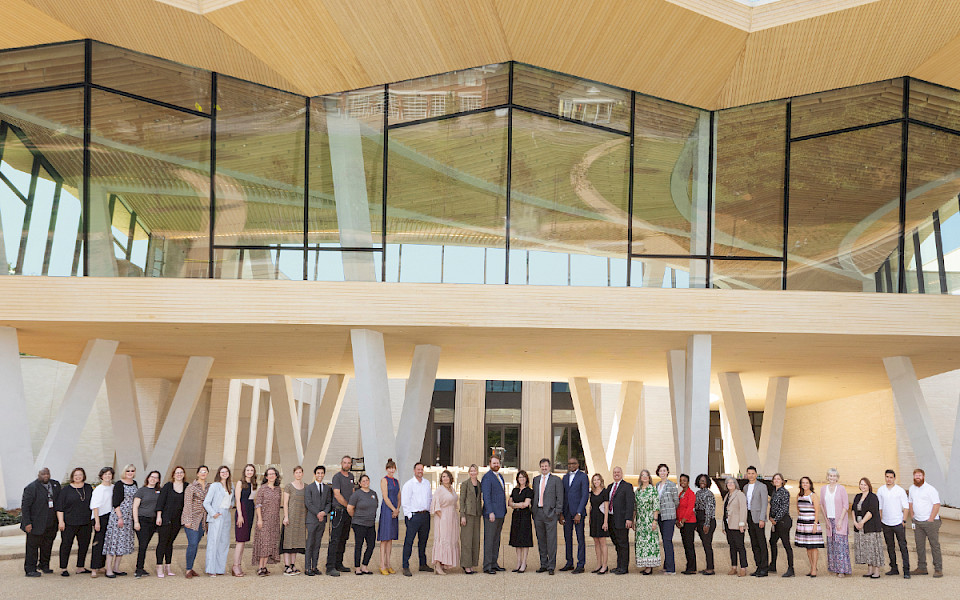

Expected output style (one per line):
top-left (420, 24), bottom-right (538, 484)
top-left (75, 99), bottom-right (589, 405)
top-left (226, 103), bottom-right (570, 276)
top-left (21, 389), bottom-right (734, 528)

top-left (380, 568), bottom-right (390, 575)
top-left (387, 567), bottom-right (396, 574)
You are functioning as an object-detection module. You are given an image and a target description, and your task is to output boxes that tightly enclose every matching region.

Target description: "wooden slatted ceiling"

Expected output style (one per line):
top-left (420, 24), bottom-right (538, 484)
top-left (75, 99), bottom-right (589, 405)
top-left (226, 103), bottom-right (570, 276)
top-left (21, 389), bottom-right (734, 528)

top-left (0, 0), bottom-right (81, 48)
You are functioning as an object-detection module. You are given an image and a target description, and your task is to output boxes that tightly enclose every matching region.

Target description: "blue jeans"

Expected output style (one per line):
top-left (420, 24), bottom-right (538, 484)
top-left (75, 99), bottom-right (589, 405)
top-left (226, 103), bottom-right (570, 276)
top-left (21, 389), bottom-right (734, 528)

top-left (402, 512), bottom-right (430, 569)
top-left (184, 526), bottom-right (204, 570)
top-left (659, 518), bottom-right (676, 572)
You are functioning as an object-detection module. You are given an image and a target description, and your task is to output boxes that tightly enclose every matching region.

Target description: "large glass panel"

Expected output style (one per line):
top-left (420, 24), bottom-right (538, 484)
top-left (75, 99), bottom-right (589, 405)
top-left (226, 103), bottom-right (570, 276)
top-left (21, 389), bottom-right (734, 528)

top-left (388, 64), bottom-right (509, 125)
top-left (713, 100), bottom-right (785, 258)
top-left (633, 95), bottom-right (711, 257)
top-left (309, 86), bottom-right (383, 276)
top-left (711, 259), bottom-right (783, 290)
top-left (92, 42), bottom-right (211, 114)
top-left (787, 124), bottom-right (901, 292)
top-left (89, 89), bottom-right (210, 277)
top-left (307, 248), bottom-right (383, 282)
top-left (215, 76), bottom-right (305, 246)
top-left (629, 257), bottom-right (707, 288)
top-left (513, 64), bottom-right (631, 132)
top-left (510, 110), bottom-right (629, 272)
top-left (0, 43), bottom-right (84, 94)
top-left (904, 125), bottom-right (960, 294)
top-left (910, 79), bottom-right (960, 134)
top-left (387, 110), bottom-right (507, 284)
top-left (0, 89), bottom-right (83, 276)
top-left (215, 247), bottom-right (304, 280)
top-left (791, 79), bottom-right (903, 139)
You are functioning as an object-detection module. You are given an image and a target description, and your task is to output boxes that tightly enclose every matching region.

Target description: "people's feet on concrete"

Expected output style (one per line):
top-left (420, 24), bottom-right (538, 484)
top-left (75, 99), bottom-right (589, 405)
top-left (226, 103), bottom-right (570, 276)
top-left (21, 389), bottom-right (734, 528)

top-left (912, 568), bottom-right (928, 576)
top-left (25, 571), bottom-right (41, 578)
top-left (934, 570), bottom-right (943, 578)
top-left (401, 567), bottom-right (411, 577)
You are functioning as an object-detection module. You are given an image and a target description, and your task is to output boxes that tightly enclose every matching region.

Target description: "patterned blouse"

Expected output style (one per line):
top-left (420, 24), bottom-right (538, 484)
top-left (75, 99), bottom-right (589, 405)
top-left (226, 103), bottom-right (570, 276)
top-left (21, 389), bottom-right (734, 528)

top-left (181, 480), bottom-right (210, 531)
top-left (694, 488), bottom-right (716, 522)
top-left (769, 487), bottom-right (790, 522)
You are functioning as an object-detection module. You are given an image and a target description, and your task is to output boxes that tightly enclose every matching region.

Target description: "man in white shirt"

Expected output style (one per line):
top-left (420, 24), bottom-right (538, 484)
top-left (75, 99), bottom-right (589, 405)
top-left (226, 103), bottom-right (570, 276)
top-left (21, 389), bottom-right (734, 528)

top-left (877, 469), bottom-right (910, 579)
top-left (907, 468), bottom-right (942, 578)
top-left (400, 462), bottom-right (433, 576)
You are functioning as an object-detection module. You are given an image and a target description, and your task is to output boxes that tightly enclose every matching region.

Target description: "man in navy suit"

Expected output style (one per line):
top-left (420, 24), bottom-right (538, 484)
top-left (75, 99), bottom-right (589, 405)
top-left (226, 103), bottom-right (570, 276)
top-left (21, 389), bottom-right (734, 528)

top-left (481, 456), bottom-right (507, 574)
top-left (560, 457), bottom-right (589, 573)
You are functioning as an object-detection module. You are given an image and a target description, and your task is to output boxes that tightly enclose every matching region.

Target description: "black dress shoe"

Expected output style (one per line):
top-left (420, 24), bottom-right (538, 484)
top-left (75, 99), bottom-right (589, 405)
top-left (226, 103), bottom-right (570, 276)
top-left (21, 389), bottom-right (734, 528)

top-left (536, 567), bottom-right (548, 573)
top-left (591, 567), bottom-right (601, 574)
top-left (573, 566), bottom-right (585, 574)
top-left (756, 571), bottom-right (768, 577)
top-left (904, 573), bottom-right (911, 579)
top-left (560, 565), bottom-right (574, 571)
top-left (326, 569), bottom-right (341, 577)
top-left (61, 570), bottom-right (70, 577)
top-left (681, 569), bottom-right (697, 575)
top-left (548, 569), bottom-right (555, 575)
top-left (305, 569), bottom-right (316, 576)
top-left (486, 569), bottom-right (497, 574)
top-left (419, 565), bottom-right (433, 572)
top-left (512, 568), bottom-right (521, 573)
top-left (401, 568), bottom-right (411, 577)
top-left (41, 569), bottom-right (54, 574)
top-left (114, 571), bottom-right (127, 576)
top-left (25, 571), bottom-right (41, 578)
top-left (337, 565), bottom-right (351, 572)
top-left (886, 568), bottom-right (899, 576)
top-left (782, 568), bottom-right (795, 577)
top-left (495, 565), bottom-right (506, 571)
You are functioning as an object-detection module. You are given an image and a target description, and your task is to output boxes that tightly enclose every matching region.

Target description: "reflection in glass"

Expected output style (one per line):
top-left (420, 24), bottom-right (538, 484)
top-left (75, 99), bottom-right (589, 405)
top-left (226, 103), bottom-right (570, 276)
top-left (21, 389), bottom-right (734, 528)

top-left (791, 79), bottom-right (903, 138)
top-left (92, 42), bottom-right (211, 113)
top-left (714, 100), bottom-right (785, 257)
top-left (787, 125), bottom-right (901, 292)
top-left (911, 79), bottom-right (960, 133)
top-left (388, 64), bottom-right (509, 125)
top-left (215, 247), bottom-right (303, 280)
top-left (513, 64), bottom-right (631, 132)
top-left (711, 259), bottom-right (783, 290)
top-left (308, 247), bottom-right (383, 282)
top-left (629, 257), bottom-right (706, 288)
top-left (0, 42), bottom-right (84, 93)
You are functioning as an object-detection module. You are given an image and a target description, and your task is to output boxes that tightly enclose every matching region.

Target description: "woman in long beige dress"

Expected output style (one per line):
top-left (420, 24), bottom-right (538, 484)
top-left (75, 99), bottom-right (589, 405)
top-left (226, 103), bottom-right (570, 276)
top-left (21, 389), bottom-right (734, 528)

top-left (430, 470), bottom-right (460, 574)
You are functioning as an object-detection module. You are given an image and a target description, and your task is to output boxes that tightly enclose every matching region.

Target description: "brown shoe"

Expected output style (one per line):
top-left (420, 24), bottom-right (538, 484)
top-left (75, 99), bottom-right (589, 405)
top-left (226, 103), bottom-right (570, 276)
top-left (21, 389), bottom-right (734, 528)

top-left (728, 567), bottom-right (738, 575)
top-left (912, 568), bottom-right (928, 576)
top-left (738, 568), bottom-right (747, 577)
top-left (934, 570), bottom-right (943, 578)
top-left (185, 569), bottom-right (197, 579)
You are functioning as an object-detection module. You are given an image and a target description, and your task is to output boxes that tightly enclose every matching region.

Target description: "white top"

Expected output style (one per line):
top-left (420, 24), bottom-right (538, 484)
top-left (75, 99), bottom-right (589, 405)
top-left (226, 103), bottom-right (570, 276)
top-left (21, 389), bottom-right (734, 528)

top-left (823, 485), bottom-right (837, 519)
top-left (745, 483), bottom-right (756, 511)
top-left (90, 483), bottom-right (114, 519)
top-left (908, 482), bottom-right (941, 521)
top-left (401, 477), bottom-right (433, 519)
top-left (877, 484), bottom-right (909, 526)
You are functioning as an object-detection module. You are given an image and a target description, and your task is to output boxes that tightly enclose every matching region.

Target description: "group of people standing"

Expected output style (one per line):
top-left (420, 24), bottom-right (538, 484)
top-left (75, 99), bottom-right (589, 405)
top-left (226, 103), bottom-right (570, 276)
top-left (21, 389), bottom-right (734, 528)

top-left (19, 458), bottom-right (947, 581)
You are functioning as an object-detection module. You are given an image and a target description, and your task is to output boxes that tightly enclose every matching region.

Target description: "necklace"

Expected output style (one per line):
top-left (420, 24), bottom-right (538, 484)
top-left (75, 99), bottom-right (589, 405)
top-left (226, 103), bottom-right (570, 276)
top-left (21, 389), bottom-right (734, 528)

top-left (74, 485), bottom-right (85, 502)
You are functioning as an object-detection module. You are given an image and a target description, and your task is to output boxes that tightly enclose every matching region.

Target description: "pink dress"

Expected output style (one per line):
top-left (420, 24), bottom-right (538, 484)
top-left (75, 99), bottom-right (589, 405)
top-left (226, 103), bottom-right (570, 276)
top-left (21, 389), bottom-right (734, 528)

top-left (430, 485), bottom-right (460, 567)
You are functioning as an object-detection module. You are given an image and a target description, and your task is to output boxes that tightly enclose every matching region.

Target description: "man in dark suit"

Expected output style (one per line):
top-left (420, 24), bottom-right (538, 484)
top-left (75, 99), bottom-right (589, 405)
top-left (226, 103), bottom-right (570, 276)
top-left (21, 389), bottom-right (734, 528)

top-left (607, 466), bottom-right (634, 574)
top-left (481, 456), bottom-right (507, 574)
top-left (21, 467), bottom-right (61, 577)
top-left (744, 466), bottom-right (769, 577)
top-left (304, 465), bottom-right (332, 576)
top-left (560, 457), bottom-right (589, 573)
top-left (532, 458), bottom-right (563, 574)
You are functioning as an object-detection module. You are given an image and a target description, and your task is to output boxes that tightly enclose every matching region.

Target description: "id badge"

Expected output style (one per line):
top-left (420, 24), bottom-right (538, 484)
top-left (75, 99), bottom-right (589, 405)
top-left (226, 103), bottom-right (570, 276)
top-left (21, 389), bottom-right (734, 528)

top-left (48, 499), bottom-right (54, 508)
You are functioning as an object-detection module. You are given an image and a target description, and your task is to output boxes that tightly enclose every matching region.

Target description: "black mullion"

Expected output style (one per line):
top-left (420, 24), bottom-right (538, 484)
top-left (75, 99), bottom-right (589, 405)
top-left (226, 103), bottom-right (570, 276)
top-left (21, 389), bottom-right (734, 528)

top-left (783, 100), bottom-right (792, 290)
top-left (208, 72), bottom-right (218, 278)
top-left (511, 104), bottom-right (630, 137)
top-left (125, 209), bottom-right (137, 260)
top-left (41, 181), bottom-right (62, 275)
top-left (15, 157), bottom-right (41, 273)
top-left (912, 228), bottom-right (925, 293)
top-left (906, 118), bottom-right (960, 138)
top-left (0, 39), bottom-right (84, 55)
top-left (0, 173), bottom-right (28, 202)
top-left (710, 255), bottom-right (785, 262)
top-left (0, 82), bottom-right (85, 99)
top-left (789, 118), bottom-right (902, 143)
top-left (386, 104), bottom-right (509, 130)
top-left (898, 77), bottom-right (909, 292)
top-left (505, 62), bottom-right (514, 283)
top-left (933, 210), bottom-right (948, 293)
top-left (705, 111), bottom-right (715, 288)
top-left (82, 38), bottom-right (91, 276)
top-left (626, 91), bottom-right (636, 286)
top-left (89, 83), bottom-right (209, 118)
top-left (381, 84), bottom-right (389, 281)
top-left (303, 96), bottom-right (310, 281)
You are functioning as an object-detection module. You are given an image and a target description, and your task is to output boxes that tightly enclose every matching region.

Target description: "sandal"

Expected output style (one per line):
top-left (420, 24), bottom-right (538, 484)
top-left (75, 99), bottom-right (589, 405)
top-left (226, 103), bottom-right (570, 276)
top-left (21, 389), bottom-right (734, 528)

top-left (232, 565), bottom-right (244, 577)
top-left (257, 568), bottom-right (268, 577)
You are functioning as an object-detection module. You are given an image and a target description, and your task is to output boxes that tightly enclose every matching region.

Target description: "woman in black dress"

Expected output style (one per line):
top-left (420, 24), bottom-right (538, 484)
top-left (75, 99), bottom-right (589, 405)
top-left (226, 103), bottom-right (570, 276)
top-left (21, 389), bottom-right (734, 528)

top-left (588, 472), bottom-right (609, 574)
top-left (508, 470), bottom-right (533, 573)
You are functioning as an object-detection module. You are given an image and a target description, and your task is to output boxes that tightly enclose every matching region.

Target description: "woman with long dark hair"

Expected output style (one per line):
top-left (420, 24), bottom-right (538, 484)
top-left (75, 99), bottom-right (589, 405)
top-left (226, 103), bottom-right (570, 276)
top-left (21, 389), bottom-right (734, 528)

top-left (232, 463), bottom-right (257, 576)
top-left (203, 466), bottom-right (233, 576)
top-left (155, 466), bottom-right (186, 577)
top-left (795, 476), bottom-right (824, 577)
top-left (132, 470), bottom-right (161, 578)
top-left (253, 467), bottom-right (283, 576)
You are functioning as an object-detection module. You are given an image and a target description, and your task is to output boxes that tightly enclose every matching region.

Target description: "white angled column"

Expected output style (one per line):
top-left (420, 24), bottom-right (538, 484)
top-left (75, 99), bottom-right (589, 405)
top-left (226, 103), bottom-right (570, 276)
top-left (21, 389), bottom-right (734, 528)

top-left (351, 329), bottom-right (397, 487)
top-left (0, 327), bottom-right (35, 508)
top-left (264, 404), bottom-right (276, 464)
top-left (395, 345), bottom-right (441, 477)
top-left (883, 356), bottom-right (948, 491)
top-left (758, 376), bottom-right (789, 474)
top-left (718, 372), bottom-right (760, 471)
top-left (146, 356), bottom-right (214, 477)
top-left (267, 375), bottom-right (305, 477)
top-left (718, 399), bottom-right (739, 475)
top-left (569, 377), bottom-right (611, 482)
top-left (104, 355), bottom-right (147, 473)
top-left (245, 380), bottom-right (262, 464)
top-left (944, 403), bottom-right (960, 507)
top-left (303, 374), bottom-right (348, 468)
top-left (685, 334), bottom-right (711, 478)
top-left (454, 380), bottom-right (486, 466)
top-left (666, 350), bottom-right (687, 472)
top-left (606, 381), bottom-right (642, 473)
top-left (34, 338), bottom-right (118, 478)
top-left (221, 379), bottom-right (243, 466)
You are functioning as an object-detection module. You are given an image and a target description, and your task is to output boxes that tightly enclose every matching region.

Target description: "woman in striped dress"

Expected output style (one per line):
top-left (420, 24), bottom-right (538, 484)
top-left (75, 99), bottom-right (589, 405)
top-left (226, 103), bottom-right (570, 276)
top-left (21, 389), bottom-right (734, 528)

top-left (794, 476), bottom-right (824, 577)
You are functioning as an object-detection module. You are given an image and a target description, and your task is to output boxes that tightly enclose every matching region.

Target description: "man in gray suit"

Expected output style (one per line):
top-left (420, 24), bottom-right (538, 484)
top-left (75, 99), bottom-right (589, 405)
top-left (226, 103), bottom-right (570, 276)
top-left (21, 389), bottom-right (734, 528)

top-left (532, 458), bottom-right (563, 575)
top-left (744, 466), bottom-right (769, 577)
top-left (304, 465), bottom-right (332, 576)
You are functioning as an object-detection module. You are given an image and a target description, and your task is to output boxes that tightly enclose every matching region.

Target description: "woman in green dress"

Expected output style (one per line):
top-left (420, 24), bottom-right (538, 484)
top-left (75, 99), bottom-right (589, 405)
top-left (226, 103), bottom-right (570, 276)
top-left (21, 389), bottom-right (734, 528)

top-left (634, 469), bottom-right (661, 574)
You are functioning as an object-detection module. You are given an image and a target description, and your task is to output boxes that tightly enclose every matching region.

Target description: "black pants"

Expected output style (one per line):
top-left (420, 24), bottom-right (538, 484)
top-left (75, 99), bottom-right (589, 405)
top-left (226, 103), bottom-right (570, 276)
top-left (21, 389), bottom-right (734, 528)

top-left (352, 524), bottom-right (376, 567)
top-left (769, 516), bottom-right (794, 570)
top-left (135, 520), bottom-right (158, 570)
top-left (24, 522), bottom-right (57, 574)
top-left (611, 526), bottom-right (630, 572)
top-left (156, 521), bottom-right (181, 565)
top-left (59, 522), bottom-right (92, 569)
top-left (404, 511), bottom-right (431, 568)
top-left (696, 518), bottom-right (716, 571)
top-left (746, 512), bottom-right (768, 571)
top-left (726, 528), bottom-right (747, 568)
top-left (90, 514), bottom-right (109, 570)
top-left (882, 523), bottom-right (910, 572)
top-left (325, 508), bottom-right (352, 571)
top-left (680, 521), bottom-right (697, 572)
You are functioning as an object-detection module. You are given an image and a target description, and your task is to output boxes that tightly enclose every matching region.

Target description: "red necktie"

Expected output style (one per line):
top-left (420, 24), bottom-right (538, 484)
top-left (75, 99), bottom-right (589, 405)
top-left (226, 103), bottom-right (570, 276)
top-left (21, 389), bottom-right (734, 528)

top-left (611, 482), bottom-right (619, 514)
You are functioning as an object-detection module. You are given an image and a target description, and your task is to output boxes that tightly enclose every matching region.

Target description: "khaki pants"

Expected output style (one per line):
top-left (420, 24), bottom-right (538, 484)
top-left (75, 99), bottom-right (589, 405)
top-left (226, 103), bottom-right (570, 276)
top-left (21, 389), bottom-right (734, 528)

top-left (914, 520), bottom-right (942, 571)
top-left (460, 515), bottom-right (481, 568)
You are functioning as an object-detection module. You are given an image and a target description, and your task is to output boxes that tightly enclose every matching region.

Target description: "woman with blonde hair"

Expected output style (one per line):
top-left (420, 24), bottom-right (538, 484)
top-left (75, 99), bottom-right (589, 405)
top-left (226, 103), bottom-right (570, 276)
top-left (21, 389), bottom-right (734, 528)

top-left (203, 466), bottom-right (233, 576)
top-left (588, 472), bottom-right (609, 574)
top-left (821, 468), bottom-right (851, 577)
top-left (459, 464), bottom-right (482, 574)
top-left (232, 463), bottom-right (257, 576)
top-left (431, 469), bottom-right (460, 574)
top-left (103, 464), bottom-right (138, 578)
top-left (378, 458), bottom-right (401, 574)
top-left (723, 477), bottom-right (748, 577)
top-left (633, 469), bottom-right (661, 574)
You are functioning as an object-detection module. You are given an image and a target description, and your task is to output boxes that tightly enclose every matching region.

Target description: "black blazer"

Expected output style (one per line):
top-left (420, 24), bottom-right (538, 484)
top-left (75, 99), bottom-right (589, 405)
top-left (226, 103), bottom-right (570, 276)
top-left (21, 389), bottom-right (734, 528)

top-left (304, 480), bottom-right (333, 525)
top-left (606, 480), bottom-right (635, 529)
top-left (21, 478), bottom-right (61, 533)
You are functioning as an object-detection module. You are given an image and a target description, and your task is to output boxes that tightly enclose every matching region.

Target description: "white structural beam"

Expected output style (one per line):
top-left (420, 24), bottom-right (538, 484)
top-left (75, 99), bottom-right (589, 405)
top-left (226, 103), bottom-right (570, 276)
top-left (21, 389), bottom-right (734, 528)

top-left (104, 355), bottom-right (147, 474)
top-left (303, 374), bottom-right (348, 468)
top-left (245, 380), bottom-right (262, 464)
top-left (883, 356), bottom-right (948, 491)
top-left (945, 399), bottom-right (960, 507)
top-left (718, 372), bottom-right (761, 471)
top-left (396, 345), bottom-right (441, 478)
top-left (351, 329), bottom-right (397, 487)
top-left (264, 403), bottom-right (275, 465)
top-left (718, 398), bottom-right (739, 475)
top-left (758, 376), bottom-right (789, 474)
top-left (0, 327), bottom-right (35, 508)
top-left (146, 356), bottom-right (214, 477)
top-left (606, 381), bottom-right (642, 472)
top-left (666, 350), bottom-right (687, 473)
top-left (221, 379), bottom-right (243, 466)
top-left (327, 114), bottom-right (377, 282)
top-left (266, 375), bottom-right (305, 476)
top-left (569, 377), bottom-right (611, 482)
top-left (34, 338), bottom-right (119, 478)
top-left (685, 334), bottom-right (712, 478)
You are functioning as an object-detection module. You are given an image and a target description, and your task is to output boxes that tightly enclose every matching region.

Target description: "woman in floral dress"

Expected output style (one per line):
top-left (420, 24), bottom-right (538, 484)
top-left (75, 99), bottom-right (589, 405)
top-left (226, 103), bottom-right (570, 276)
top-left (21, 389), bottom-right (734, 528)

top-left (634, 469), bottom-right (661, 574)
top-left (252, 467), bottom-right (283, 576)
top-left (103, 464), bottom-right (138, 578)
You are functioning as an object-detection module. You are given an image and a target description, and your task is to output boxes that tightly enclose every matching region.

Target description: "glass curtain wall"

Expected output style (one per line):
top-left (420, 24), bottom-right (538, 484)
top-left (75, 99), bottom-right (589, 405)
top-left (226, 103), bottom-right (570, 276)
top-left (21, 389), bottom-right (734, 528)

top-left (4, 41), bottom-right (960, 293)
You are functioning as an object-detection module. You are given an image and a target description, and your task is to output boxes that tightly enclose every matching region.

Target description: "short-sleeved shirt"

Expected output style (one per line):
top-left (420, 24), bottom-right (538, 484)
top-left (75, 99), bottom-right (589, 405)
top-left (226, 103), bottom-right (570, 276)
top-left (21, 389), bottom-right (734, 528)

top-left (134, 485), bottom-right (162, 518)
top-left (877, 484), bottom-right (909, 526)
top-left (331, 471), bottom-right (356, 509)
top-left (56, 484), bottom-right (93, 526)
top-left (348, 488), bottom-right (379, 527)
top-left (908, 483), bottom-right (941, 521)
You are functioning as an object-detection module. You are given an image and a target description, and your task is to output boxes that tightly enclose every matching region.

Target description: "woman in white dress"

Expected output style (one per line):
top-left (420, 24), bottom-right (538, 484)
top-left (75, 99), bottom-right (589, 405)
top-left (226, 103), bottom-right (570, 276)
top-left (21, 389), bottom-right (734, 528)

top-left (203, 466), bottom-right (233, 576)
